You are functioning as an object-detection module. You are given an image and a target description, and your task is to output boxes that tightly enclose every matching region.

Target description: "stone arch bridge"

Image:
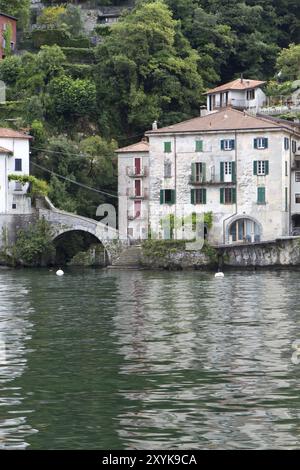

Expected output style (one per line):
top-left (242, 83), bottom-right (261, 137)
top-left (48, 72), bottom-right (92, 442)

top-left (38, 198), bottom-right (125, 263)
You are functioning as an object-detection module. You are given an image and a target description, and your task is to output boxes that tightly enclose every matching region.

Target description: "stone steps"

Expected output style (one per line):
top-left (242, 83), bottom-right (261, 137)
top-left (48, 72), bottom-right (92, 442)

top-left (111, 246), bottom-right (142, 267)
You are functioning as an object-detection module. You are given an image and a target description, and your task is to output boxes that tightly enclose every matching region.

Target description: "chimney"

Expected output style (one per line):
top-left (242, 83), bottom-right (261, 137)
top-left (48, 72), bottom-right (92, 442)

top-left (240, 73), bottom-right (243, 84)
top-left (152, 120), bottom-right (158, 130)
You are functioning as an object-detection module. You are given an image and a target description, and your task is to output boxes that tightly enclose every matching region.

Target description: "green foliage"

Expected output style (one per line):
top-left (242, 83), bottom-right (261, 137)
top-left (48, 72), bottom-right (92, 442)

top-left (95, 0), bottom-right (204, 137)
top-left (8, 174), bottom-right (49, 197)
top-left (61, 47), bottom-right (95, 64)
top-left (3, 24), bottom-right (13, 57)
top-left (37, 6), bottom-right (67, 28)
top-left (48, 75), bottom-right (96, 117)
top-left (0, 0), bottom-right (30, 30)
top-left (0, 56), bottom-right (23, 86)
top-left (32, 28), bottom-right (71, 49)
top-left (13, 218), bottom-right (55, 266)
top-left (276, 44), bottom-right (300, 81)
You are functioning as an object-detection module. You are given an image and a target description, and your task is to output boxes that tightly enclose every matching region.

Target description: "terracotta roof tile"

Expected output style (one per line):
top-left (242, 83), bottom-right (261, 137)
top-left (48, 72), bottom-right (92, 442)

top-left (145, 108), bottom-right (294, 135)
top-left (117, 140), bottom-right (149, 153)
top-left (205, 78), bottom-right (266, 94)
top-left (0, 127), bottom-right (31, 139)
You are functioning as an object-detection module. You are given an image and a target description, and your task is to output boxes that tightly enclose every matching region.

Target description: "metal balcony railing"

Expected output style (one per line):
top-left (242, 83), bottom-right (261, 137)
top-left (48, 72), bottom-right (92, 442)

top-left (126, 166), bottom-right (148, 177)
top-left (127, 188), bottom-right (148, 199)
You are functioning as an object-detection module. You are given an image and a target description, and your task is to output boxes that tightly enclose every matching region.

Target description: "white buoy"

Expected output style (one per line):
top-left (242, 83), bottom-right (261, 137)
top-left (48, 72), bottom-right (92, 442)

top-left (215, 272), bottom-right (224, 278)
top-left (56, 269), bottom-right (64, 276)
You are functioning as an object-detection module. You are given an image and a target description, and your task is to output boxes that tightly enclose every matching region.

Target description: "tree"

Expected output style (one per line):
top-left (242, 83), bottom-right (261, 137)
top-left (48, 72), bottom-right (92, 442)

top-left (14, 218), bottom-right (55, 266)
top-left (48, 75), bottom-right (96, 117)
top-left (95, 0), bottom-right (204, 138)
top-left (276, 43), bottom-right (300, 81)
top-left (0, 0), bottom-right (30, 30)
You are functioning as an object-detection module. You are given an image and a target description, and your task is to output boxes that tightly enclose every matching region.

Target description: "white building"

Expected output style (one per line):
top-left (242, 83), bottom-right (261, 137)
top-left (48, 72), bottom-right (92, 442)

top-left (0, 128), bottom-right (32, 215)
top-left (117, 82), bottom-right (300, 245)
top-left (205, 77), bottom-right (267, 113)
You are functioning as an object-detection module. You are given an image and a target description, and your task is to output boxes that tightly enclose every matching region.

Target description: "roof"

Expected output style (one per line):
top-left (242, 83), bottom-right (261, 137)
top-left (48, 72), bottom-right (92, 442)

top-left (0, 12), bottom-right (17, 21)
top-left (145, 108), bottom-right (299, 135)
top-left (0, 128), bottom-right (31, 139)
top-left (205, 78), bottom-right (266, 95)
top-left (0, 146), bottom-right (12, 154)
top-left (117, 140), bottom-right (149, 153)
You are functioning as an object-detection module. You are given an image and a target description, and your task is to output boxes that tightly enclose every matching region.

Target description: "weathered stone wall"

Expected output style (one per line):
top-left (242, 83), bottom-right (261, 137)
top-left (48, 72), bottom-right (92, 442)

top-left (0, 213), bottom-right (38, 247)
top-left (140, 237), bottom-right (300, 270)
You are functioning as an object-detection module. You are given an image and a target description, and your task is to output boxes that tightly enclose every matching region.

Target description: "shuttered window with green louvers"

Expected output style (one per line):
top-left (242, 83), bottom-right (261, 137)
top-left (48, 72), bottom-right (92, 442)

top-left (257, 187), bottom-right (266, 204)
top-left (191, 188), bottom-right (207, 204)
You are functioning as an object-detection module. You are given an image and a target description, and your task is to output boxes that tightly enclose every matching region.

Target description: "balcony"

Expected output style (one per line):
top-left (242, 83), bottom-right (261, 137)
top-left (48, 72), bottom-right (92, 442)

top-left (126, 166), bottom-right (148, 177)
top-left (127, 188), bottom-right (148, 200)
top-left (127, 211), bottom-right (147, 221)
top-left (189, 175), bottom-right (235, 186)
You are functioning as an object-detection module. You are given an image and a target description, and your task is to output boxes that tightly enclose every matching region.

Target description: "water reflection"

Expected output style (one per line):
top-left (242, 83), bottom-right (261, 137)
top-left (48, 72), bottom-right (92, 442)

top-left (0, 269), bottom-right (300, 449)
top-left (0, 271), bottom-right (36, 449)
top-left (112, 271), bottom-right (300, 449)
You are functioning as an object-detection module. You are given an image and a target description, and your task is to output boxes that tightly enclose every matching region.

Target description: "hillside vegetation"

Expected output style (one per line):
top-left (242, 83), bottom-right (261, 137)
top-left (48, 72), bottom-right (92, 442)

top-left (0, 0), bottom-right (299, 218)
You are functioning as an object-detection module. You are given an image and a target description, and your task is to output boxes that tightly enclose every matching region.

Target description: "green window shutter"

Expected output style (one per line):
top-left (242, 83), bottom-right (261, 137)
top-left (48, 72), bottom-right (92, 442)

top-left (171, 189), bottom-right (176, 204)
top-left (220, 140), bottom-right (224, 150)
top-left (203, 188), bottom-right (207, 204)
top-left (231, 139), bottom-right (235, 150)
top-left (220, 162), bottom-right (224, 182)
top-left (160, 190), bottom-right (164, 204)
top-left (232, 187), bottom-right (236, 203)
top-left (253, 161), bottom-right (257, 175)
top-left (265, 160), bottom-right (269, 175)
top-left (232, 161), bottom-right (236, 182)
top-left (191, 162), bottom-right (196, 182)
top-left (254, 138), bottom-right (258, 149)
top-left (285, 187), bottom-right (288, 212)
top-left (264, 138), bottom-right (268, 149)
top-left (164, 141), bottom-right (171, 153)
top-left (191, 189), bottom-right (195, 205)
top-left (220, 188), bottom-right (224, 204)
top-left (202, 162), bottom-right (206, 181)
top-left (257, 187), bottom-right (265, 204)
top-left (196, 140), bottom-right (203, 152)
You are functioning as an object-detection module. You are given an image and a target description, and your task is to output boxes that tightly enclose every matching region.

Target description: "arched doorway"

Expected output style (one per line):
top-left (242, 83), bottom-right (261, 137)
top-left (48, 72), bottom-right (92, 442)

top-left (53, 230), bottom-right (108, 266)
top-left (228, 217), bottom-right (261, 243)
top-left (292, 214), bottom-right (300, 235)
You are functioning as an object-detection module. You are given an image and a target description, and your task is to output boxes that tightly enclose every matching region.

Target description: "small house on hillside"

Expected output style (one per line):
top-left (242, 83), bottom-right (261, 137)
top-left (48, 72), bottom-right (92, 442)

top-left (205, 78), bottom-right (267, 113)
top-left (0, 12), bottom-right (17, 60)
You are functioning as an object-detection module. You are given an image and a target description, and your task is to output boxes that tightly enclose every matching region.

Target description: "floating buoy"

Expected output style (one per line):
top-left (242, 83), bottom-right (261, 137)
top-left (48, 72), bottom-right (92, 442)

top-left (215, 272), bottom-right (224, 278)
top-left (56, 269), bottom-right (64, 276)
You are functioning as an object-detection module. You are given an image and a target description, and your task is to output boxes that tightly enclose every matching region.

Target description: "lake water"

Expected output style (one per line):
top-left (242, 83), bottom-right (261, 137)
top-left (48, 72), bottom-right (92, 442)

top-left (0, 268), bottom-right (299, 449)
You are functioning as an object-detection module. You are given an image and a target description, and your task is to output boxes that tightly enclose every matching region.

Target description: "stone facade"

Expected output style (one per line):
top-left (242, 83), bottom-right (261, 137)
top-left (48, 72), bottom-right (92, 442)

top-left (117, 94), bottom-right (300, 246)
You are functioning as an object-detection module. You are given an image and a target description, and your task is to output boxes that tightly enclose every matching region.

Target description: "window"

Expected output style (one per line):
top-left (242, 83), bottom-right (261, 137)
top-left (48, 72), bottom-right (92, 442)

top-left (134, 157), bottom-right (141, 175)
top-left (229, 218), bottom-right (261, 243)
top-left (285, 187), bottom-right (288, 212)
top-left (295, 160), bottom-right (300, 170)
top-left (195, 140), bottom-right (203, 152)
top-left (285, 161), bottom-right (288, 176)
top-left (135, 179), bottom-right (141, 196)
top-left (15, 181), bottom-right (22, 191)
top-left (296, 172), bottom-right (300, 182)
top-left (164, 141), bottom-right (171, 153)
top-left (295, 194), bottom-right (300, 204)
top-left (253, 160), bottom-right (269, 176)
top-left (160, 189), bottom-right (176, 204)
top-left (254, 138), bottom-right (268, 149)
top-left (257, 187), bottom-right (266, 204)
top-left (221, 139), bottom-right (235, 151)
top-left (134, 200), bottom-right (141, 218)
top-left (246, 89), bottom-right (255, 100)
top-left (164, 160), bottom-right (172, 178)
top-left (292, 140), bottom-right (297, 153)
top-left (191, 188), bottom-right (206, 204)
top-left (12, 203), bottom-right (16, 210)
top-left (191, 162), bottom-right (206, 182)
top-left (220, 161), bottom-right (236, 182)
top-left (220, 187), bottom-right (236, 204)
top-left (15, 159), bottom-right (22, 171)
top-left (284, 137), bottom-right (289, 150)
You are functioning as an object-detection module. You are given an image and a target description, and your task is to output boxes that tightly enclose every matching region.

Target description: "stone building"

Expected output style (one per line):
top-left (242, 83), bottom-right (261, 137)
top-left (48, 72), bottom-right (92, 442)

top-left (117, 79), bottom-right (300, 245)
top-left (0, 12), bottom-right (17, 60)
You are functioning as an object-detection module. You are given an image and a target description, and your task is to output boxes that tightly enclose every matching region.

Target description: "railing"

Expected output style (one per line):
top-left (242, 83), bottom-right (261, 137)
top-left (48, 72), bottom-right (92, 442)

top-left (258, 104), bottom-right (300, 116)
top-left (127, 189), bottom-right (148, 199)
top-left (189, 175), bottom-right (235, 185)
top-left (127, 211), bottom-right (146, 221)
top-left (126, 166), bottom-right (148, 177)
